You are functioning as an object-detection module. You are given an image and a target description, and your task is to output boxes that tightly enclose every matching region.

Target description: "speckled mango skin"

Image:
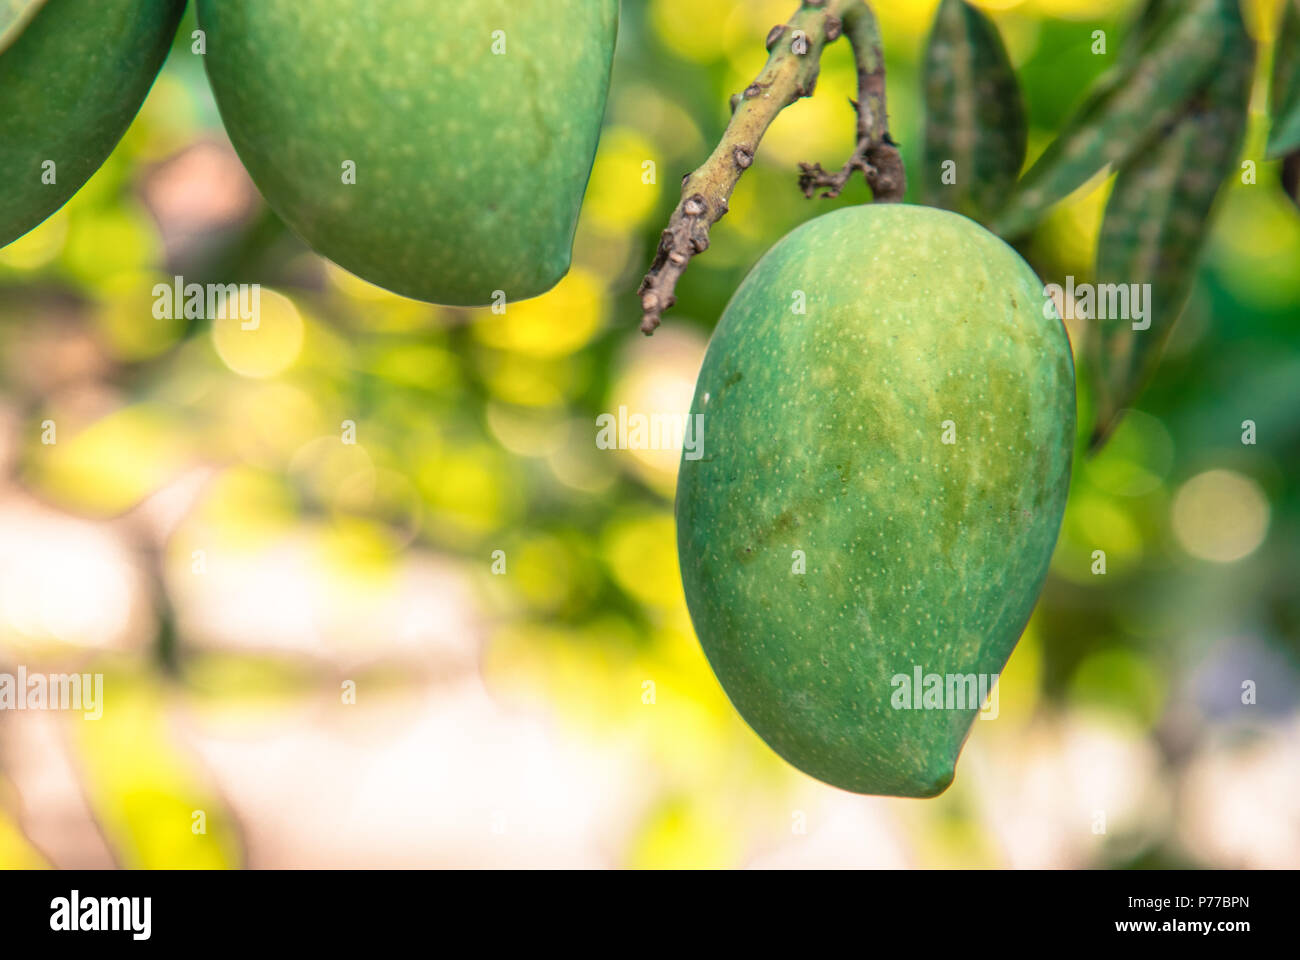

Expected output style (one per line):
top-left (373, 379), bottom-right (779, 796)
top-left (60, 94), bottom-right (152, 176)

top-left (197, 0), bottom-right (618, 305)
top-left (0, 0), bottom-right (185, 246)
top-left (676, 204), bottom-right (1075, 797)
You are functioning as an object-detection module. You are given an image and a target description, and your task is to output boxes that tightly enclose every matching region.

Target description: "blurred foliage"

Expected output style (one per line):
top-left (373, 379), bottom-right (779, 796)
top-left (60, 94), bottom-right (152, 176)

top-left (0, 0), bottom-right (1297, 869)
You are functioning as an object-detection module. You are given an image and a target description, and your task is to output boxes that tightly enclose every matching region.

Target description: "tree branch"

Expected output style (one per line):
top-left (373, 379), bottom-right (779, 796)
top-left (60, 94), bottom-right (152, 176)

top-left (637, 0), bottom-right (904, 335)
top-left (797, 5), bottom-right (905, 201)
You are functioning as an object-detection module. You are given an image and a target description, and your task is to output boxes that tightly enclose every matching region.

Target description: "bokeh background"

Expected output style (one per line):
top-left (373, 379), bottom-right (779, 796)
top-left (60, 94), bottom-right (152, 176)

top-left (1, 0), bottom-right (1297, 869)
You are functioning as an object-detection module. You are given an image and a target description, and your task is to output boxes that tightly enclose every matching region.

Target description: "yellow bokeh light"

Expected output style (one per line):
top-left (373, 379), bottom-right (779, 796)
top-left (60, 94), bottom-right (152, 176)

top-left (326, 260), bottom-right (394, 301)
top-left (317, 515), bottom-right (402, 577)
top-left (601, 512), bottom-right (682, 611)
top-left (0, 814), bottom-right (46, 869)
top-left (968, 0), bottom-right (1131, 17)
top-left (627, 797), bottom-right (739, 869)
top-left (288, 435), bottom-right (378, 515)
top-left (722, 0), bottom-right (793, 74)
top-left (876, 0), bottom-right (944, 42)
top-left (477, 350), bottom-right (582, 407)
top-left (761, 78), bottom-right (859, 173)
top-left (1171, 469), bottom-right (1270, 563)
top-left (424, 446), bottom-right (511, 539)
top-left (1085, 409), bottom-right (1174, 498)
top-left (610, 82), bottom-right (705, 162)
top-left (512, 535), bottom-right (584, 614)
top-left (325, 261), bottom-right (448, 330)
top-left (0, 209), bottom-right (67, 270)
top-left (191, 466), bottom-right (300, 547)
top-left (485, 402), bottom-right (569, 458)
top-left (212, 287), bottom-right (305, 378)
top-left (95, 270), bottom-right (187, 361)
top-left (221, 381), bottom-right (325, 469)
top-left (1069, 647), bottom-right (1166, 727)
top-left (33, 405), bottom-right (193, 516)
top-left (74, 677), bottom-right (240, 868)
top-left (128, 73), bottom-right (199, 161)
top-left (61, 206), bottom-right (160, 288)
top-left (1054, 491), bottom-right (1144, 582)
top-left (472, 267), bottom-right (606, 358)
top-left (582, 127), bottom-right (662, 232)
top-left (1210, 185), bottom-right (1300, 309)
top-left (651, 0), bottom-right (735, 62)
top-left (992, 616), bottom-right (1043, 726)
top-left (709, 165), bottom-right (770, 249)
top-left (547, 420), bottom-right (620, 494)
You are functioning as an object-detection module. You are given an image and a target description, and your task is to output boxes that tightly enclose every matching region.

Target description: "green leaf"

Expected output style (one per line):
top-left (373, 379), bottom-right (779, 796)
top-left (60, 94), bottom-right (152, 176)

top-left (1119, 0), bottom-right (1182, 63)
top-left (1088, 7), bottom-right (1255, 449)
top-left (0, 0), bottom-right (45, 55)
top-left (993, 0), bottom-right (1237, 239)
top-left (1268, 0), bottom-right (1300, 157)
top-left (921, 0), bottom-right (1027, 224)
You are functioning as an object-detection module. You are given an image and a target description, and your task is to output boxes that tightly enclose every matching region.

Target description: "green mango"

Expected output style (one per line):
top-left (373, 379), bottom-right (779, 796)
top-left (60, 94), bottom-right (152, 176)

top-left (676, 204), bottom-right (1075, 797)
top-left (196, 0), bottom-right (619, 306)
top-left (0, 0), bottom-right (186, 246)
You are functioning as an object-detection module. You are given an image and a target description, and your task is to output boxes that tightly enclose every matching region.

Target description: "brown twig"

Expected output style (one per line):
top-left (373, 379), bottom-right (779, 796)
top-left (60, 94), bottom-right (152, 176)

top-left (638, 0), bottom-right (904, 335)
top-left (797, 6), bottom-right (905, 201)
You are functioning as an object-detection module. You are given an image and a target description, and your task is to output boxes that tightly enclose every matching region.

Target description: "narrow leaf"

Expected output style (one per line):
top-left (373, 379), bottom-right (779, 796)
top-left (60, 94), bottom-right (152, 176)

top-left (994, 0), bottom-right (1236, 238)
top-left (0, 0), bottom-right (45, 55)
top-left (1119, 0), bottom-right (1182, 64)
top-left (922, 0), bottom-right (1027, 224)
top-left (1089, 9), bottom-right (1255, 449)
top-left (1268, 0), bottom-right (1300, 157)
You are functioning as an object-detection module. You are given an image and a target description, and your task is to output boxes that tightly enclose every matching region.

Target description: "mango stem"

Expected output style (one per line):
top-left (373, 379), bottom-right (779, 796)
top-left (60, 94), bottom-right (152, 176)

top-left (637, 0), bottom-right (905, 335)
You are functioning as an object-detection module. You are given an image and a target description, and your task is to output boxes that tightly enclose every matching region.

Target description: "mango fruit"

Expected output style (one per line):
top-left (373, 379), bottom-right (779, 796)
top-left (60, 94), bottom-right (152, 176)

top-left (197, 0), bottom-right (619, 306)
top-left (676, 204), bottom-right (1075, 796)
top-left (0, 0), bottom-right (186, 246)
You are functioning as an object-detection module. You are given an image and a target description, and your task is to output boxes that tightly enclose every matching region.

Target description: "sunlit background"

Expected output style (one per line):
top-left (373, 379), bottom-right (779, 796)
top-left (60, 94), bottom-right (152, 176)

top-left (1, 0), bottom-right (1297, 868)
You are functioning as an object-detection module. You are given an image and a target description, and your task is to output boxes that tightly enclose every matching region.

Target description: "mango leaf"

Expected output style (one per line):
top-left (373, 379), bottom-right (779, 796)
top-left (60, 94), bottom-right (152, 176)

top-left (1119, 0), bottom-right (1181, 64)
top-left (1268, 0), bottom-right (1300, 157)
top-left (1088, 8), bottom-right (1254, 449)
top-left (921, 0), bottom-right (1027, 224)
top-left (994, 0), bottom-right (1236, 239)
top-left (0, 0), bottom-right (45, 55)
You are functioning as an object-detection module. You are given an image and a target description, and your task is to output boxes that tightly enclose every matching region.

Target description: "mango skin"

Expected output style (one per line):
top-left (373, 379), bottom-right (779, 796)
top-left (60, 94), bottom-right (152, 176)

top-left (676, 204), bottom-right (1075, 797)
top-left (197, 0), bottom-right (619, 306)
top-left (0, 0), bottom-right (185, 246)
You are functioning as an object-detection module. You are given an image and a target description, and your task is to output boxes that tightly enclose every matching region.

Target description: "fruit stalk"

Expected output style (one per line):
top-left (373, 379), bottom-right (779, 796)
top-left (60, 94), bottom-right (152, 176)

top-left (796, 2), bottom-right (905, 202)
top-left (637, 0), bottom-right (904, 335)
